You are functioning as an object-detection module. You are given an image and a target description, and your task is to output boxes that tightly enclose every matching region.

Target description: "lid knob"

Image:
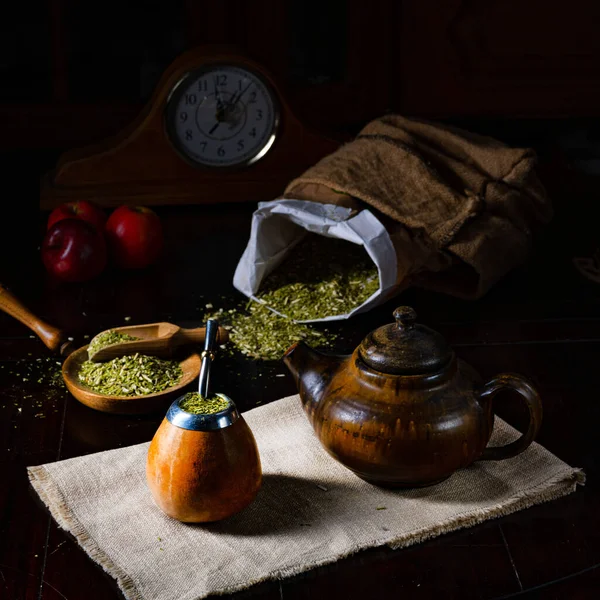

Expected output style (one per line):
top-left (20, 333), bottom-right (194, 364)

top-left (394, 306), bottom-right (416, 330)
top-left (358, 306), bottom-right (454, 375)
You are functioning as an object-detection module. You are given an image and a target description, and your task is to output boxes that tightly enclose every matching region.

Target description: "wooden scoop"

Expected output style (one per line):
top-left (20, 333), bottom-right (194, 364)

top-left (87, 322), bottom-right (229, 361)
top-left (0, 283), bottom-right (76, 356)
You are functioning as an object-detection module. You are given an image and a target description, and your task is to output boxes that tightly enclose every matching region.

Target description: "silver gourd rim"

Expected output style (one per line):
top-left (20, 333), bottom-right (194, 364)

top-left (166, 393), bottom-right (240, 431)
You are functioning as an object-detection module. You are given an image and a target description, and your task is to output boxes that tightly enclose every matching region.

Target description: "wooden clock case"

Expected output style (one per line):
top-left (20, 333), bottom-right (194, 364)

top-left (40, 46), bottom-right (341, 209)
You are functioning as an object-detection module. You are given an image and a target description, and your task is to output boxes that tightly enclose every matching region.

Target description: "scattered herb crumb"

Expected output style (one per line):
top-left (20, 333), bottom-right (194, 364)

top-left (376, 507), bottom-right (387, 511)
top-left (50, 541), bottom-right (66, 555)
top-left (0, 356), bottom-right (66, 417)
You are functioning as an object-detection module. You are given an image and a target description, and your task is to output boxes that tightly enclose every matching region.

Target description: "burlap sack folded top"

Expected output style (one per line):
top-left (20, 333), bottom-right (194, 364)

top-left (284, 115), bottom-right (552, 299)
top-left (29, 395), bottom-right (583, 600)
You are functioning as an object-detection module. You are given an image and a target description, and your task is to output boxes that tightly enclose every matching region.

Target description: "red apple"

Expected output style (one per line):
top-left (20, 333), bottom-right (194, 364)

top-left (41, 219), bottom-right (107, 282)
top-left (105, 206), bottom-right (163, 269)
top-left (47, 200), bottom-right (107, 232)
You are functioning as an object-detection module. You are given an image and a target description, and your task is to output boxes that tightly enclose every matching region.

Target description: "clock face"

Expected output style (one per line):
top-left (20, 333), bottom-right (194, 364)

top-left (165, 64), bottom-right (279, 168)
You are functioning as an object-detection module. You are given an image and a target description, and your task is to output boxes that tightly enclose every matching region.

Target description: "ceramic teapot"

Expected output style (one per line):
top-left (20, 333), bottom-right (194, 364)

top-left (283, 306), bottom-right (542, 488)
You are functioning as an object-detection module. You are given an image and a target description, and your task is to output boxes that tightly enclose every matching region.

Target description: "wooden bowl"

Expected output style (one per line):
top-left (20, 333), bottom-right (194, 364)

top-left (62, 345), bottom-right (201, 415)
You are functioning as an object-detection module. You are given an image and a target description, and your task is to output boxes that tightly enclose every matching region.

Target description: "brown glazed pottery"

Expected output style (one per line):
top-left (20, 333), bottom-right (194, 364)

top-left (284, 306), bottom-right (543, 488)
top-left (146, 393), bottom-right (262, 522)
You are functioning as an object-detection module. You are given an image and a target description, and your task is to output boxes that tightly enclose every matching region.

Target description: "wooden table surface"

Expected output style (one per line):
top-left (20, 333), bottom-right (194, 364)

top-left (1, 196), bottom-right (599, 600)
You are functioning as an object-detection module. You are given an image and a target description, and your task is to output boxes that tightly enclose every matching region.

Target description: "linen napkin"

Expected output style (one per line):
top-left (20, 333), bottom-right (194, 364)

top-left (29, 395), bottom-right (584, 600)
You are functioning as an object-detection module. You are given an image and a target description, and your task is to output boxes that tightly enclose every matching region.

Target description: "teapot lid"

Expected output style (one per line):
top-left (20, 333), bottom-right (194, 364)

top-left (358, 306), bottom-right (453, 375)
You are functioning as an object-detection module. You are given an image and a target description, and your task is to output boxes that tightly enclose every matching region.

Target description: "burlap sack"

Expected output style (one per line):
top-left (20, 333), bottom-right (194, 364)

top-left (283, 115), bottom-right (552, 300)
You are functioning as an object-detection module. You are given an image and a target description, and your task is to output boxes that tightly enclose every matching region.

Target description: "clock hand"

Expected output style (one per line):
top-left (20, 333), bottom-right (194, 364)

top-left (214, 77), bottom-right (224, 111)
top-left (210, 76), bottom-right (226, 136)
top-left (228, 90), bottom-right (239, 107)
top-left (223, 82), bottom-right (253, 130)
top-left (228, 82), bottom-right (253, 108)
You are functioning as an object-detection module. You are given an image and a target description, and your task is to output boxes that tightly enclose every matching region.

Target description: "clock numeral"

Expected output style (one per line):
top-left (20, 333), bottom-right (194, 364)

top-left (185, 129), bottom-right (193, 141)
top-left (256, 109), bottom-right (263, 121)
top-left (238, 79), bottom-right (244, 90)
top-left (185, 93), bottom-right (197, 105)
top-left (248, 90), bottom-right (257, 103)
top-left (198, 80), bottom-right (208, 92)
top-left (217, 146), bottom-right (226, 157)
top-left (179, 112), bottom-right (188, 122)
top-left (200, 141), bottom-right (207, 153)
top-left (237, 139), bottom-right (245, 151)
top-left (249, 127), bottom-right (257, 138)
top-left (216, 74), bottom-right (227, 86)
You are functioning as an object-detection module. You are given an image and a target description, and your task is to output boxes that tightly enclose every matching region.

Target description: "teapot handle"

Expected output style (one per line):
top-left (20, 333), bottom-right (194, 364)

top-left (477, 373), bottom-right (543, 461)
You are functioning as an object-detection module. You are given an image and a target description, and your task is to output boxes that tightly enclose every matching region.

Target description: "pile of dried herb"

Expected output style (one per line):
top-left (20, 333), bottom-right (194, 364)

top-left (179, 392), bottom-right (230, 414)
top-left (87, 330), bottom-right (139, 359)
top-left (201, 236), bottom-right (378, 360)
top-left (78, 353), bottom-right (182, 396)
top-left (256, 235), bottom-right (379, 321)
top-left (206, 303), bottom-right (336, 361)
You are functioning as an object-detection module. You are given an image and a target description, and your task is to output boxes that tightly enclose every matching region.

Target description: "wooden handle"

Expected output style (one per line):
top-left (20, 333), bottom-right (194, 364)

top-left (477, 373), bottom-right (543, 461)
top-left (0, 283), bottom-right (66, 353)
top-left (175, 326), bottom-right (229, 347)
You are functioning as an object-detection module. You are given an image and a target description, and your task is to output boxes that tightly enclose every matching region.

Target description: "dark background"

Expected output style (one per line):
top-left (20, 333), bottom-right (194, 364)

top-left (2, 3), bottom-right (600, 599)
top-left (3, 0), bottom-right (600, 287)
top-left (2, 0), bottom-right (600, 343)
top-left (6, 1), bottom-right (600, 136)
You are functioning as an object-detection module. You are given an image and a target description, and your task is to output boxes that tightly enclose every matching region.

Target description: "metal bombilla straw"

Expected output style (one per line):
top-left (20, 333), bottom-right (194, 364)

top-left (166, 318), bottom-right (239, 431)
top-left (199, 318), bottom-right (219, 399)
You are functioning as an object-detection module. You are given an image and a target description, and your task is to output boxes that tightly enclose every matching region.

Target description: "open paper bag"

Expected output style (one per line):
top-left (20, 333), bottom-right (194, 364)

top-left (234, 115), bottom-right (552, 322)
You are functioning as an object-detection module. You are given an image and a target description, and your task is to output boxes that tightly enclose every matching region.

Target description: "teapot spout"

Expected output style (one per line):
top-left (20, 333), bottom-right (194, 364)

top-left (283, 341), bottom-right (343, 421)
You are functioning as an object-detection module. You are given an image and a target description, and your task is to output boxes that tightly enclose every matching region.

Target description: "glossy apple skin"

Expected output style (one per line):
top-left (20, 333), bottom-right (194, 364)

top-left (47, 200), bottom-right (106, 232)
top-left (41, 219), bottom-right (107, 282)
top-left (105, 206), bottom-right (164, 269)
